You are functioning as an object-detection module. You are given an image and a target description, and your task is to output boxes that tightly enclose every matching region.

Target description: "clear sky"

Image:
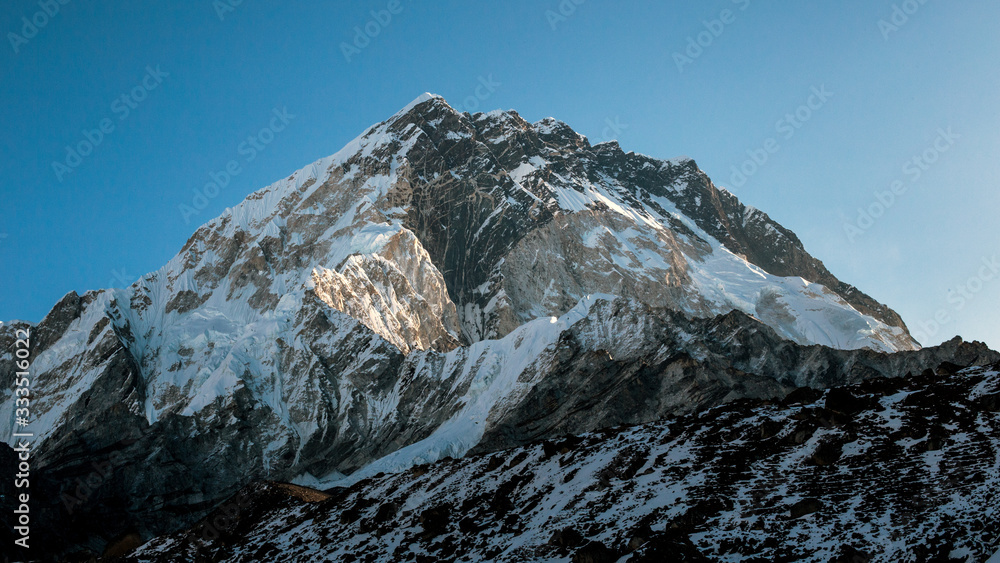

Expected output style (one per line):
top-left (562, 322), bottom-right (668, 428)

top-left (1, 1), bottom-right (997, 350)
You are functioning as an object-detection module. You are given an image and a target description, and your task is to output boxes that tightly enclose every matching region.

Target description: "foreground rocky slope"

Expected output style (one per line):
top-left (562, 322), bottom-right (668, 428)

top-left (0, 94), bottom-right (964, 559)
top-left (127, 363), bottom-right (1000, 563)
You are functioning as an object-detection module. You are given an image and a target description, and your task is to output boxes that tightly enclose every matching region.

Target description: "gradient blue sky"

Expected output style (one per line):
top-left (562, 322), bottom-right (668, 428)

top-left (1, 1), bottom-right (997, 349)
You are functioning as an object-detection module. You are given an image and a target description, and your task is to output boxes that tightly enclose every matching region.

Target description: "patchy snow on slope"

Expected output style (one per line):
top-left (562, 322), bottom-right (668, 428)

top-left (137, 366), bottom-right (1000, 563)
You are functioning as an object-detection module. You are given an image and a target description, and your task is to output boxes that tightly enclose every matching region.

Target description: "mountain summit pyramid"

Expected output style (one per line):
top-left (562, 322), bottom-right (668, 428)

top-left (7, 94), bottom-right (990, 559)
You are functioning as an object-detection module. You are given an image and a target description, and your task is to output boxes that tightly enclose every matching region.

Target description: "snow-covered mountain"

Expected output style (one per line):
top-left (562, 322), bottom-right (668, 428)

top-left (1, 94), bottom-right (988, 559)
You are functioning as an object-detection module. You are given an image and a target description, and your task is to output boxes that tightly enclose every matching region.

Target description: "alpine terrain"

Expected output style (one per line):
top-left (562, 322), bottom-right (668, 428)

top-left (1, 94), bottom-right (996, 561)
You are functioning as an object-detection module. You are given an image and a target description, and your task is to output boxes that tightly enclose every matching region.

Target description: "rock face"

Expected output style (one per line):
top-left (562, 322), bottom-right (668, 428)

top-left (125, 364), bottom-right (1000, 563)
top-left (0, 94), bottom-right (980, 559)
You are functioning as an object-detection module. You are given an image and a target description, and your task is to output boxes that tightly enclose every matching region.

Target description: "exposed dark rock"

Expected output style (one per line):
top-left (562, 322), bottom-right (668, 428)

top-left (626, 531), bottom-right (712, 562)
top-left (790, 498), bottom-right (824, 519)
top-left (808, 440), bottom-right (844, 466)
top-left (825, 388), bottom-right (875, 415)
top-left (976, 392), bottom-right (1000, 412)
top-left (572, 540), bottom-right (619, 563)
top-left (417, 506), bottom-right (450, 539)
top-left (549, 526), bottom-right (585, 551)
top-left (783, 386), bottom-right (823, 406)
top-left (828, 544), bottom-right (872, 563)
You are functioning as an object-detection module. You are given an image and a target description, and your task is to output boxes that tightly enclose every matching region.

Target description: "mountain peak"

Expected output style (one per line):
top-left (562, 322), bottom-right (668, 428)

top-left (148, 96), bottom-right (920, 355)
top-left (6, 96), bottom-right (982, 560)
top-left (400, 91), bottom-right (445, 112)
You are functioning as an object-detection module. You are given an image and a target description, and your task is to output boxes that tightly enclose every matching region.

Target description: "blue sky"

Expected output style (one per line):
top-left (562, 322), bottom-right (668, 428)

top-left (1, 0), bottom-right (997, 349)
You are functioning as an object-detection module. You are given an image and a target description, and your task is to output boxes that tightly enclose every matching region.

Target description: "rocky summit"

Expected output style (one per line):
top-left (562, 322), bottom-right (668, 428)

top-left (0, 94), bottom-right (995, 561)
